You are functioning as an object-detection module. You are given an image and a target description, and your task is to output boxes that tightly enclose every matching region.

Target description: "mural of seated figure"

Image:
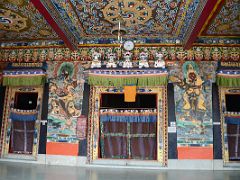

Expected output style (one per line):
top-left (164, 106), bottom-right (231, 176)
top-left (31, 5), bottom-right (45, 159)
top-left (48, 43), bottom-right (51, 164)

top-left (154, 52), bottom-right (165, 68)
top-left (122, 51), bottom-right (133, 68)
top-left (91, 51), bottom-right (102, 68)
top-left (139, 52), bottom-right (149, 68)
top-left (106, 53), bottom-right (117, 68)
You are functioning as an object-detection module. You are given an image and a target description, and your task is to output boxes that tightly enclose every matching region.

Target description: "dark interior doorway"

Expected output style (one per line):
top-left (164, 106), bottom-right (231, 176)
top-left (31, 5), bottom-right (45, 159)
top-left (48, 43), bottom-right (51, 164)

top-left (14, 92), bottom-right (38, 110)
top-left (225, 94), bottom-right (240, 112)
top-left (99, 93), bottom-right (157, 160)
top-left (100, 93), bottom-right (157, 108)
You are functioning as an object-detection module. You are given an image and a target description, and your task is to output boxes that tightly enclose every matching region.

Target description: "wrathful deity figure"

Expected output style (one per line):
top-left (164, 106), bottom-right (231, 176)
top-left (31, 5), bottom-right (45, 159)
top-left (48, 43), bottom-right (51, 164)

top-left (170, 61), bottom-right (206, 111)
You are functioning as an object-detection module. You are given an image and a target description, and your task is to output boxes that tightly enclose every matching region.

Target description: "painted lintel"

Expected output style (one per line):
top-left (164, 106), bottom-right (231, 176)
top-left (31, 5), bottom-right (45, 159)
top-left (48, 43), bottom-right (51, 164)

top-left (183, 0), bottom-right (224, 50)
top-left (30, 0), bottom-right (76, 51)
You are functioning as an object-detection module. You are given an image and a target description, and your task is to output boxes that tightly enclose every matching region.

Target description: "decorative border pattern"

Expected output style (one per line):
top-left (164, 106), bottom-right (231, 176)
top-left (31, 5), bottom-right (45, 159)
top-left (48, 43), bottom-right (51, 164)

top-left (87, 86), bottom-right (168, 166)
top-left (39, 0), bottom-right (79, 47)
top-left (0, 46), bottom-right (239, 63)
top-left (183, 0), bottom-right (207, 44)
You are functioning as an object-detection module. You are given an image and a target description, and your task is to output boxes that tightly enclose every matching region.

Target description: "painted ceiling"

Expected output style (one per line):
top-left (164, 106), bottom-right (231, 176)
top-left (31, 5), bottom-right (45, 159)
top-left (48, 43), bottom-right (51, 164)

top-left (0, 0), bottom-right (239, 47)
top-left (200, 0), bottom-right (239, 37)
top-left (0, 0), bottom-right (59, 42)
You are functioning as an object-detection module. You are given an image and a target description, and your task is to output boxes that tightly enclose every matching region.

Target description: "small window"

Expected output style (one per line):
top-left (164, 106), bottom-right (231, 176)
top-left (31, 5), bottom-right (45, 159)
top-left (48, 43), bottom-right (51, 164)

top-left (225, 94), bottom-right (240, 112)
top-left (14, 92), bottom-right (38, 110)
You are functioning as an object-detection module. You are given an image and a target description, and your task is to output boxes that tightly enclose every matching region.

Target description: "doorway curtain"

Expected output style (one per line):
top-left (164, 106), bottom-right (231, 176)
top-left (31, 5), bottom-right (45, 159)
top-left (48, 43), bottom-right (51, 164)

top-left (99, 110), bottom-right (157, 160)
top-left (9, 109), bottom-right (38, 154)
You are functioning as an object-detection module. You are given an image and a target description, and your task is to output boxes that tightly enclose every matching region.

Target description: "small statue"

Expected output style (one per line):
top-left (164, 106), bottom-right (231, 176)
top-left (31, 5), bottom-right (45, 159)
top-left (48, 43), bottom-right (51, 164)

top-left (154, 52), bottom-right (165, 68)
top-left (122, 51), bottom-right (133, 68)
top-left (106, 53), bottom-right (117, 68)
top-left (139, 52), bottom-right (149, 68)
top-left (91, 51), bottom-right (101, 68)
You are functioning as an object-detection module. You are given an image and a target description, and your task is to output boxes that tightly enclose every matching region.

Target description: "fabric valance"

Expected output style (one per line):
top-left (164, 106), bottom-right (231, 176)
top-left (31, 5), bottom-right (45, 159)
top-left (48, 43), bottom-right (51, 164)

top-left (216, 70), bottom-right (240, 87)
top-left (100, 109), bottom-right (157, 123)
top-left (100, 114), bottom-right (157, 123)
top-left (225, 116), bottom-right (240, 125)
top-left (9, 109), bottom-right (38, 122)
top-left (2, 69), bottom-right (46, 86)
top-left (86, 69), bottom-right (168, 87)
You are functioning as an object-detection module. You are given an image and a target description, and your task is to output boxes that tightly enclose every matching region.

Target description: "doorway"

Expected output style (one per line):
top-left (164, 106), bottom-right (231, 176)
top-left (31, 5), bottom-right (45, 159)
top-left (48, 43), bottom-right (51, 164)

top-left (8, 92), bottom-right (38, 154)
top-left (225, 94), bottom-right (240, 161)
top-left (1, 87), bottom-right (43, 159)
top-left (99, 93), bottom-right (157, 160)
top-left (87, 86), bottom-right (168, 166)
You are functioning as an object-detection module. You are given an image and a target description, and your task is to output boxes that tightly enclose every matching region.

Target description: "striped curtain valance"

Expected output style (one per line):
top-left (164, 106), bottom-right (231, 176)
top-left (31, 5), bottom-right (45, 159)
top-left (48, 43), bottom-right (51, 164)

top-left (86, 69), bottom-right (168, 87)
top-left (225, 116), bottom-right (240, 125)
top-left (9, 109), bottom-right (38, 122)
top-left (3, 69), bottom-right (46, 86)
top-left (216, 70), bottom-right (240, 87)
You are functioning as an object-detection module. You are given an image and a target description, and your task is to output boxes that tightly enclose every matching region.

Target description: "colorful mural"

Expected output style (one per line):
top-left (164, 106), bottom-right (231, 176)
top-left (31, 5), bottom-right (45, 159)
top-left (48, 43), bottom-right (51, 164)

top-left (1, 0), bottom-right (239, 45)
top-left (39, 0), bottom-right (202, 43)
top-left (47, 62), bottom-right (85, 143)
top-left (202, 0), bottom-right (240, 36)
top-left (177, 0), bottom-right (203, 39)
top-left (0, 46), bottom-right (239, 63)
top-left (0, 0), bottom-right (59, 42)
top-left (169, 61), bottom-right (217, 148)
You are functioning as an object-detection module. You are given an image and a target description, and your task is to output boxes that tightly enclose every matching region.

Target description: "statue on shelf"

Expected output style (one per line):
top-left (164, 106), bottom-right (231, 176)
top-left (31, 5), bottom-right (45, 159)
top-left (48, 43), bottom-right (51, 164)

top-left (106, 53), bottom-right (117, 68)
top-left (154, 52), bottom-right (165, 68)
top-left (138, 52), bottom-right (149, 68)
top-left (91, 51), bottom-right (102, 68)
top-left (122, 51), bottom-right (133, 68)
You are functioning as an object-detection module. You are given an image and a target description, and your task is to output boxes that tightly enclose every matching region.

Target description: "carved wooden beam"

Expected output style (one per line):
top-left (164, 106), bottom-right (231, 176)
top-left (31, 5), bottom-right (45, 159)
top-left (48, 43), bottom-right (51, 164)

top-left (30, 0), bottom-right (77, 50)
top-left (183, 0), bottom-right (225, 50)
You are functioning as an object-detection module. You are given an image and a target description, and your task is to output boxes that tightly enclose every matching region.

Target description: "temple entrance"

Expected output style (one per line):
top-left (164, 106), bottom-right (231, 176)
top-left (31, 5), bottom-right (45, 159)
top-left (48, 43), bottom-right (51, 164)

top-left (87, 86), bottom-right (168, 166)
top-left (99, 93), bottom-right (157, 160)
top-left (8, 92), bottom-right (38, 155)
top-left (219, 88), bottom-right (240, 165)
top-left (1, 87), bottom-right (43, 160)
top-left (225, 94), bottom-right (240, 161)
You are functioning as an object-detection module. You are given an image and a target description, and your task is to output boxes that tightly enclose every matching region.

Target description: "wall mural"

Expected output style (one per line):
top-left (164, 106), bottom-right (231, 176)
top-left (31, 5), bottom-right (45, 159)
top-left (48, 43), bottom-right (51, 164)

top-left (47, 62), bottom-right (85, 143)
top-left (169, 61), bottom-right (217, 148)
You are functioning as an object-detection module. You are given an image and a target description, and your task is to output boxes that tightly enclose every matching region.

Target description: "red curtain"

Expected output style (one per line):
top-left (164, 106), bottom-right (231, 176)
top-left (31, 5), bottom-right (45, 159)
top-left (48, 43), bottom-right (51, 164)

top-left (9, 121), bottom-right (35, 154)
top-left (100, 121), bottom-right (157, 160)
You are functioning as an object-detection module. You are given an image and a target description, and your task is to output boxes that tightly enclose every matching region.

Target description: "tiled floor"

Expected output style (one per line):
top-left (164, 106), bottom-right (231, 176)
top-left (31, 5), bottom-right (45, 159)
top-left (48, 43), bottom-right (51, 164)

top-left (0, 162), bottom-right (240, 180)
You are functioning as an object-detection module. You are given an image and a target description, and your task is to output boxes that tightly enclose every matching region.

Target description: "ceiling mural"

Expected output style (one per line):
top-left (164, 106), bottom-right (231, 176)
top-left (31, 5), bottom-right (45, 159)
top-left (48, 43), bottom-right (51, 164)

top-left (201, 0), bottom-right (240, 36)
top-left (0, 0), bottom-right (59, 42)
top-left (74, 0), bottom-right (183, 37)
top-left (41, 0), bottom-right (201, 43)
top-left (0, 0), bottom-right (239, 46)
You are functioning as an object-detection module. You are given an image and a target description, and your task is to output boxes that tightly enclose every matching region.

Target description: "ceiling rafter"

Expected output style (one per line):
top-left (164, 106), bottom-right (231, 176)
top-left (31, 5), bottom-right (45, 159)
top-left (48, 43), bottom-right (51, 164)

top-left (30, 0), bottom-right (77, 50)
top-left (183, 0), bottom-right (225, 50)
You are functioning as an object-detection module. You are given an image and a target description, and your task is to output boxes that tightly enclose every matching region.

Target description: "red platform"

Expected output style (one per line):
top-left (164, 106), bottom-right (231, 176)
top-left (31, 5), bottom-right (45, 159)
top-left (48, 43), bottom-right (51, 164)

top-left (178, 147), bottom-right (213, 159)
top-left (46, 142), bottom-right (79, 156)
